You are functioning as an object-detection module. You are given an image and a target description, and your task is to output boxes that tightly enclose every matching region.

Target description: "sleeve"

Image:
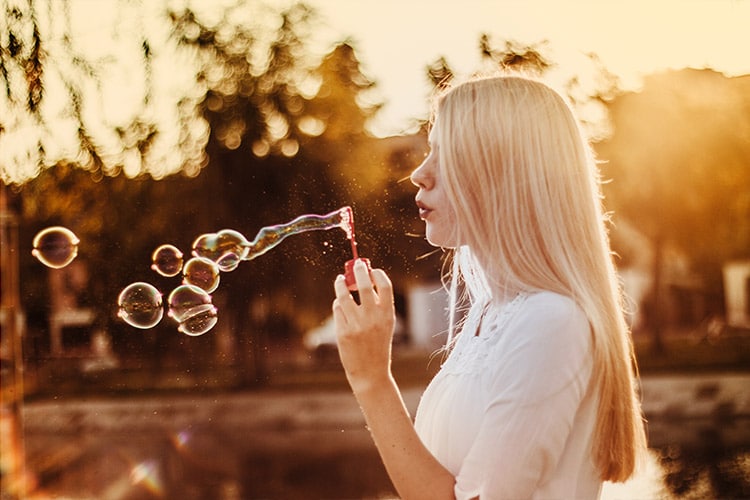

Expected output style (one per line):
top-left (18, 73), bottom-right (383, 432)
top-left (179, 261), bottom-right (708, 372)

top-left (454, 293), bottom-right (594, 500)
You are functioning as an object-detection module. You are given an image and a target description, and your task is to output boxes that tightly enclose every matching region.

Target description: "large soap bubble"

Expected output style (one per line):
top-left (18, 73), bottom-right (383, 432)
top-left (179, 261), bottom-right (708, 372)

top-left (167, 284), bottom-right (218, 336)
top-left (178, 304), bottom-right (218, 336)
top-left (117, 282), bottom-right (164, 329)
top-left (167, 284), bottom-right (214, 323)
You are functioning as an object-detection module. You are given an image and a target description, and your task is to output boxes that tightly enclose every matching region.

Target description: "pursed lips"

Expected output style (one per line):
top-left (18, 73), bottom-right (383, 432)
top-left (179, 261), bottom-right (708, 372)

top-left (416, 200), bottom-right (432, 220)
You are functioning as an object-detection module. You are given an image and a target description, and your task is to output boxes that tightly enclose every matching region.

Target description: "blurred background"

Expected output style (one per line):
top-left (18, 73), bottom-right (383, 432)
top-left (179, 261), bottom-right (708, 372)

top-left (1, 0), bottom-right (748, 498)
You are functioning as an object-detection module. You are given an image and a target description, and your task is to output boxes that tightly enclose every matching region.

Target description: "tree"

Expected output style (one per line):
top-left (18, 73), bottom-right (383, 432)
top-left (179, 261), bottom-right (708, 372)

top-left (304, 42), bottom-right (382, 193)
top-left (478, 34), bottom-right (552, 75)
top-left (597, 69), bottom-right (750, 349)
top-left (0, 0), bottom-right (208, 184)
top-left (6, 1), bottom-right (383, 384)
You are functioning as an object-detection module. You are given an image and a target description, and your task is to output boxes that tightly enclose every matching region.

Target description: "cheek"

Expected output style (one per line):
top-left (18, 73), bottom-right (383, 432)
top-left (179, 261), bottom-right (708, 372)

top-left (427, 200), bottom-right (460, 248)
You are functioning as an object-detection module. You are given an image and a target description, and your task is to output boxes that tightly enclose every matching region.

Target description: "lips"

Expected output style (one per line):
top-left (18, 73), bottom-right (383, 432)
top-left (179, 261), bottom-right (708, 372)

top-left (416, 200), bottom-right (432, 220)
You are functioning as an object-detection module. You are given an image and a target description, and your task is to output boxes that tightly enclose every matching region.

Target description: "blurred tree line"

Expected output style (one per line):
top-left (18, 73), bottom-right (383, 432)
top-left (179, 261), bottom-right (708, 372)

top-left (599, 68), bottom-right (750, 351)
top-left (2, 0), bottom-right (433, 384)
top-left (2, 0), bottom-right (749, 385)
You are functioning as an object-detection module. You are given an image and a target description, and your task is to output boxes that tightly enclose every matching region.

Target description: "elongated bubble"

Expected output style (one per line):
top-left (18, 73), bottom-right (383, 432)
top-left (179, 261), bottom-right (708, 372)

top-left (118, 282), bottom-right (164, 329)
top-left (243, 206), bottom-right (354, 261)
top-left (32, 226), bottom-right (79, 269)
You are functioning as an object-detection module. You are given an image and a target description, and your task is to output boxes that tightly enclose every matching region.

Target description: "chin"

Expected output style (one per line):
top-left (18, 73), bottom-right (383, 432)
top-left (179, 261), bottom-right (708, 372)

top-left (426, 231), bottom-right (457, 249)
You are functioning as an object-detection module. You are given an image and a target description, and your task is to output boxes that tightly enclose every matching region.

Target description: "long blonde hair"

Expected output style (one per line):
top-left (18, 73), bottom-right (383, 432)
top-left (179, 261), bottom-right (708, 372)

top-left (434, 74), bottom-right (647, 482)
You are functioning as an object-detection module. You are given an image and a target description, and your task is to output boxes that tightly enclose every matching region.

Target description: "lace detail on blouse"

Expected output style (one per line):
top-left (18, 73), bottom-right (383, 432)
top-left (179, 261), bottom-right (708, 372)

top-left (440, 293), bottom-right (528, 376)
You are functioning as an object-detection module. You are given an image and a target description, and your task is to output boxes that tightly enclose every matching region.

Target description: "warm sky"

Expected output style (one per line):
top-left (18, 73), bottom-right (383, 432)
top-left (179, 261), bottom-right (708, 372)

top-left (302, 0), bottom-right (750, 136)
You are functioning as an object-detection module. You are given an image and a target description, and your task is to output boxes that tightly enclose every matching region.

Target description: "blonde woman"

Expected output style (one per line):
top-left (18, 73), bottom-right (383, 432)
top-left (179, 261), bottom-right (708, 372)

top-left (332, 74), bottom-right (647, 499)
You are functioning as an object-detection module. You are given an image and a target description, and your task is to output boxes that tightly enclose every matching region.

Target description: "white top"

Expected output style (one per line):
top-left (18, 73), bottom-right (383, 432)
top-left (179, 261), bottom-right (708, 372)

top-left (414, 291), bottom-right (601, 500)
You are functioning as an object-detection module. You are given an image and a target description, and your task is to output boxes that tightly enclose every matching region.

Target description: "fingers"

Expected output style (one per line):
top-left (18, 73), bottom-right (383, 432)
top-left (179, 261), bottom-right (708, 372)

top-left (334, 273), bottom-right (353, 300)
top-left (353, 259), bottom-right (377, 304)
top-left (332, 298), bottom-right (349, 329)
top-left (335, 260), bottom-right (393, 309)
top-left (370, 269), bottom-right (394, 305)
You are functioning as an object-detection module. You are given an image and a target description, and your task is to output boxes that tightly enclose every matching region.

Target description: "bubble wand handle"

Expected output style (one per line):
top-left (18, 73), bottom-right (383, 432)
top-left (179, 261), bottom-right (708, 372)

top-left (340, 206), bottom-right (371, 291)
top-left (343, 206), bottom-right (359, 260)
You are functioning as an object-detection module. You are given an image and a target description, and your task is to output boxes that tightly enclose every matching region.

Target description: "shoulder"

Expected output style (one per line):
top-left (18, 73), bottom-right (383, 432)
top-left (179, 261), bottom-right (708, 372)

top-left (510, 291), bottom-right (590, 347)
top-left (485, 291), bottom-right (594, 402)
top-left (522, 291), bottom-right (587, 324)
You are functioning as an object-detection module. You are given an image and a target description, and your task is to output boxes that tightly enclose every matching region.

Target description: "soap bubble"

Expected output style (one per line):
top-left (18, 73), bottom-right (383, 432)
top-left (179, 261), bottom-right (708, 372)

top-left (191, 233), bottom-right (221, 262)
top-left (32, 226), bottom-right (79, 269)
top-left (167, 284), bottom-right (214, 323)
top-left (192, 229), bottom-right (249, 272)
top-left (216, 252), bottom-right (242, 272)
top-left (151, 244), bottom-right (183, 277)
top-left (182, 257), bottom-right (220, 293)
top-left (214, 229), bottom-right (249, 271)
top-left (117, 282), bottom-right (164, 329)
top-left (177, 303), bottom-right (218, 336)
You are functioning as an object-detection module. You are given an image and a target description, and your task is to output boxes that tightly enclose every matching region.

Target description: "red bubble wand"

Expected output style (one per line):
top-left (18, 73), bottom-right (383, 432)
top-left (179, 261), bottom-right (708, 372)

top-left (341, 206), bottom-right (371, 291)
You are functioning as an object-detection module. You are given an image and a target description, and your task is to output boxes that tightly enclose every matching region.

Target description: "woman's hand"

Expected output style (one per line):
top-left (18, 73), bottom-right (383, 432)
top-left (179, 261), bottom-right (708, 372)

top-left (332, 259), bottom-right (396, 395)
top-left (332, 260), bottom-right (457, 499)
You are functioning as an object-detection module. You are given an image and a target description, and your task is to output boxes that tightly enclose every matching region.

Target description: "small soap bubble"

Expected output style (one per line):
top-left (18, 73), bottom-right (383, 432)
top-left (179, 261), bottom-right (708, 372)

top-left (216, 252), bottom-right (241, 273)
top-left (32, 226), bottom-right (79, 269)
top-left (178, 303), bottom-right (218, 336)
top-left (151, 244), bottom-right (184, 277)
top-left (117, 282), bottom-right (164, 329)
top-left (182, 257), bottom-right (220, 293)
top-left (215, 229), bottom-right (250, 269)
top-left (167, 284), bottom-right (213, 323)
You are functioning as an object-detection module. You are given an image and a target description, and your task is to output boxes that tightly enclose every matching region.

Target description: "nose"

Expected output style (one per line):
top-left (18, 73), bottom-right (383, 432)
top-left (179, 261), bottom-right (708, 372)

top-left (410, 158), bottom-right (432, 189)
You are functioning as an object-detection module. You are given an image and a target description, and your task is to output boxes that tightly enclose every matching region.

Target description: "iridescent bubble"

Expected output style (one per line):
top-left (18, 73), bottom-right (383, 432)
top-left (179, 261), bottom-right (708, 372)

top-left (214, 229), bottom-right (250, 271)
top-left (32, 226), bottom-right (79, 269)
top-left (178, 303), bottom-right (218, 336)
top-left (191, 233), bottom-right (221, 262)
top-left (242, 207), bottom-right (352, 261)
top-left (167, 284), bottom-right (213, 323)
top-left (182, 257), bottom-right (220, 293)
top-left (151, 244), bottom-right (184, 277)
top-left (216, 253), bottom-right (240, 272)
top-left (117, 282), bottom-right (164, 329)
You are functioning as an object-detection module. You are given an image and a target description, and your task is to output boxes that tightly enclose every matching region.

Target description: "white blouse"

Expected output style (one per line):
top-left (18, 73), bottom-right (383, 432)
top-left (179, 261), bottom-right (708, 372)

top-left (414, 291), bottom-right (601, 500)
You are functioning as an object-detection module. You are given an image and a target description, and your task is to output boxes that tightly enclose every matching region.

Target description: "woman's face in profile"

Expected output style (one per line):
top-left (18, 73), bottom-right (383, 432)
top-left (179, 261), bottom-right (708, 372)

top-left (411, 122), bottom-right (458, 248)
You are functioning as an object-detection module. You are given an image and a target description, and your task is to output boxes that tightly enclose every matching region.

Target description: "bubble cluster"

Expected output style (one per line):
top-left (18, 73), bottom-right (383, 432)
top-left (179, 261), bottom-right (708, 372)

top-left (32, 226), bottom-right (79, 269)
top-left (113, 206), bottom-right (358, 337)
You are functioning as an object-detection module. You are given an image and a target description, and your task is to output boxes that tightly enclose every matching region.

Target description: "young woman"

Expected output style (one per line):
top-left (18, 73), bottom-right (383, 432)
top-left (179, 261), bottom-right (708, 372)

top-left (332, 74), bottom-right (647, 499)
